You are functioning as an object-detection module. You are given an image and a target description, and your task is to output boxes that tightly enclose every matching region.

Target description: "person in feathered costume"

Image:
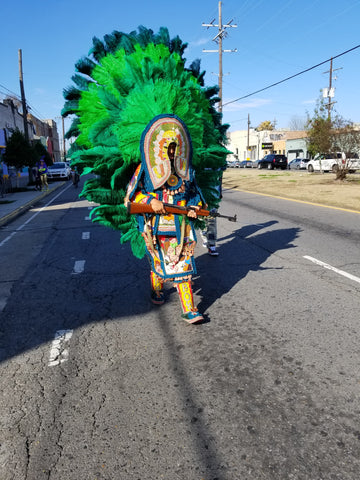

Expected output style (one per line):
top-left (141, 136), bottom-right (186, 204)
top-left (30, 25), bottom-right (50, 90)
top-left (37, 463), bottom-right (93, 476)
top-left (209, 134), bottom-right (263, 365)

top-left (62, 26), bottom-right (230, 324)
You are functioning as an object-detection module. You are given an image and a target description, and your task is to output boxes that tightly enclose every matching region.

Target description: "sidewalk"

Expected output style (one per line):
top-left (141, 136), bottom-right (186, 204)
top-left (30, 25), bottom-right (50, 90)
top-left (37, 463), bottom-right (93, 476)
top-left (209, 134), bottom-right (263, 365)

top-left (0, 181), bottom-right (66, 227)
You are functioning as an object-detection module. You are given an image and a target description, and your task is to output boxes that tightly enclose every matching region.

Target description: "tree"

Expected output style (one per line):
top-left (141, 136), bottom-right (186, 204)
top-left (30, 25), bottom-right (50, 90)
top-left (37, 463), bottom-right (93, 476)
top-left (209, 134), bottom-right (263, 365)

top-left (305, 117), bottom-right (332, 159)
top-left (31, 140), bottom-right (52, 166)
top-left (256, 120), bottom-right (274, 131)
top-left (305, 95), bottom-right (332, 159)
top-left (305, 95), bottom-right (360, 179)
top-left (329, 118), bottom-right (360, 180)
top-left (288, 115), bottom-right (307, 131)
top-left (3, 129), bottom-right (32, 172)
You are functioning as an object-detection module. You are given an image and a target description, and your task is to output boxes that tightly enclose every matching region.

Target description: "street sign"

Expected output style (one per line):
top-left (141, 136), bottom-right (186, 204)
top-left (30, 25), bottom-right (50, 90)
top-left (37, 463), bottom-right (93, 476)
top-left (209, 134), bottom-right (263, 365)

top-left (262, 142), bottom-right (273, 149)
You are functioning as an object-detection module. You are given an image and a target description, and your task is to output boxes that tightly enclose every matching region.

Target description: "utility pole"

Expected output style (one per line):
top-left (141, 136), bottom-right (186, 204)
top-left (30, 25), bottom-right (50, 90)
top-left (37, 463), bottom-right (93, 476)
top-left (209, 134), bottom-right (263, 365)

top-left (62, 116), bottom-right (66, 160)
top-left (247, 114), bottom-right (251, 159)
top-left (18, 49), bottom-right (29, 143)
top-left (55, 116), bottom-right (66, 159)
top-left (323, 58), bottom-right (342, 120)
top-left (202, 1), bottom-right (237, 115)
top-left (18, 48), bottom-right (33, 183)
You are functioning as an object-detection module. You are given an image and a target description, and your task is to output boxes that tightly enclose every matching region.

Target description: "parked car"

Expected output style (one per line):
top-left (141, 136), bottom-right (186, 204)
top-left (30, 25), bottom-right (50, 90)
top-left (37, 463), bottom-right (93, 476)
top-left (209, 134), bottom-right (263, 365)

top-left (47, 162), bottom-right (71, 181)
top-left (251, 159), bottom-right (261, 168)
top-left (239, 160), bottom-right (253, 168)
top-left (229, 160), bottom-right (241, 168)
top-left (288, 158), bottom-right (310, 170)
top-left (257, 154), bottom-right (288, 170)
top-left (307, 153), bottom-right (360, 173)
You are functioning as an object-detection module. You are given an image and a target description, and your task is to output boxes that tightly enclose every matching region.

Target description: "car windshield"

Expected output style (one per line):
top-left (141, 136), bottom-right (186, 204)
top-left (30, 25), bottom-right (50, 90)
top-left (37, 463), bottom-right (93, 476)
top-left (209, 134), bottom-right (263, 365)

top-left (49, 163), bottom-right (66, 169)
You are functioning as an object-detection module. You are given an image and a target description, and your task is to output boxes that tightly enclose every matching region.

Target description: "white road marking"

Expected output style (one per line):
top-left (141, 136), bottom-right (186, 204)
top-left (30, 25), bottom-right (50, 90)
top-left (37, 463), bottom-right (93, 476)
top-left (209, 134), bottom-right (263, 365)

top-left (72, 260), bottom-right (85, 274)
top-left (82, 232), bottom-right (90, 240)
top-left (0, 183), bottom-right (73, 248)
top-left (304, 255), bottom-right (360, 285)
top-left (48, 330), bottom-right (73, 367)
top-left (0, 231), bottom-right (17, 247)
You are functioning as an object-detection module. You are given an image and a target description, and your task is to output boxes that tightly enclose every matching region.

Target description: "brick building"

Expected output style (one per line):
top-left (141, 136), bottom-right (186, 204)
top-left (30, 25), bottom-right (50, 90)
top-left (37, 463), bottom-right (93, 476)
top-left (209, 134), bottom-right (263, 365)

top-left (0, 97), bottom-right (60, 164)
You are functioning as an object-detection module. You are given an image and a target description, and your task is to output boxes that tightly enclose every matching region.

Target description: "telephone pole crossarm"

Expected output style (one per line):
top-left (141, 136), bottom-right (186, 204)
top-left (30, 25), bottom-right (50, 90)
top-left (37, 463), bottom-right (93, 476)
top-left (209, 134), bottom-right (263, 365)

top-left (202, 23), bottom-right (238, 29)
top-left (202, 1), bottom-right (237, 114)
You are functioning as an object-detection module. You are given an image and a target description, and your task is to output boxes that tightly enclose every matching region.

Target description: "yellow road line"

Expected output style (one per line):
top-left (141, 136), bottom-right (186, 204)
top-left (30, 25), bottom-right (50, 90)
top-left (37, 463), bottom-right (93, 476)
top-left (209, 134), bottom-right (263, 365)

top-left (226, 187), bottom-right (360, 214)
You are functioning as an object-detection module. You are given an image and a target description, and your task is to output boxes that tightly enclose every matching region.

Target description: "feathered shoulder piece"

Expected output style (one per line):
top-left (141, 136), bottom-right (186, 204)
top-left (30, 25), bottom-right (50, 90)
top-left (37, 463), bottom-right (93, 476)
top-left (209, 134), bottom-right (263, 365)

top-left (62, 26), bottom-right (230, 258)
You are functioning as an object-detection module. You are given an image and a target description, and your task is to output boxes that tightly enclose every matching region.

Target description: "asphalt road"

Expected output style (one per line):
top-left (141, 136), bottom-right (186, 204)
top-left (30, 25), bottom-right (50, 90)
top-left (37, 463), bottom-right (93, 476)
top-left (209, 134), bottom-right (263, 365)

top-left (0, 183), bottom-right (359, 479)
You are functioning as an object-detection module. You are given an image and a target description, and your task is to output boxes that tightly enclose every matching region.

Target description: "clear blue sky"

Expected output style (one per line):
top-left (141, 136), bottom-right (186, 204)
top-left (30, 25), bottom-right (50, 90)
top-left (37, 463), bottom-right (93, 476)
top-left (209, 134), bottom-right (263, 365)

top-left (1, 0), bottom-right (360, 136)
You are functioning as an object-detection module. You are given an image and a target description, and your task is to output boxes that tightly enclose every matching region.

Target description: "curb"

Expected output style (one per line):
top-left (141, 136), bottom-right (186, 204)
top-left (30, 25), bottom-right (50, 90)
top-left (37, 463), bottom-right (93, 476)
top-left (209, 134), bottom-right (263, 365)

top-left (0, 182), bottom-right (65, 227)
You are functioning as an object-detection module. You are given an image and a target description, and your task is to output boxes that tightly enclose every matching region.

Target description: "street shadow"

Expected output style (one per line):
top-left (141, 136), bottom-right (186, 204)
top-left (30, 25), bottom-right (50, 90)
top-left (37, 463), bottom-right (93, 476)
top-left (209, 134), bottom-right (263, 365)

top-left (194, 221), bottom-right (300, 317)
top-left (0, 195), bottom-right (300, 479)
top-left (0, 217), bottom-right (299, 363)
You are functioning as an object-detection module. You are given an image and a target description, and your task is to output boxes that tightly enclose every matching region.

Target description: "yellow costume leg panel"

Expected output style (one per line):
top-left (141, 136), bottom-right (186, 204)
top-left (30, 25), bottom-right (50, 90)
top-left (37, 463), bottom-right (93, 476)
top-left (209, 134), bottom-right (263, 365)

top-left (150, 271), bottom-right (163, 292)
top-left (176, 281), bottom-right (204, 324)
top-left (150, 271), bottom-right (165, 305)
top-left (176, 281), bottom-right (194, 314)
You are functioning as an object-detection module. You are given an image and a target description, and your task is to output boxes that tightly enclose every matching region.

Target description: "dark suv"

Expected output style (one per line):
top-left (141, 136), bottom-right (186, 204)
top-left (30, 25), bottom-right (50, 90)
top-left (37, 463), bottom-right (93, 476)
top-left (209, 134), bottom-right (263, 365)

top-left (257, 154), bottom-right (288, 170)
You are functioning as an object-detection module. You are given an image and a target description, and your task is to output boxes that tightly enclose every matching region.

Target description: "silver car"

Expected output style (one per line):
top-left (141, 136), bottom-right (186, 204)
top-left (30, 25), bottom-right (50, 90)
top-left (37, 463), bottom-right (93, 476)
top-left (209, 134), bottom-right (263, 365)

top-left (288, 158), bottom-right (309, 170)
top-left (47, 162), bottom-right (71, 181)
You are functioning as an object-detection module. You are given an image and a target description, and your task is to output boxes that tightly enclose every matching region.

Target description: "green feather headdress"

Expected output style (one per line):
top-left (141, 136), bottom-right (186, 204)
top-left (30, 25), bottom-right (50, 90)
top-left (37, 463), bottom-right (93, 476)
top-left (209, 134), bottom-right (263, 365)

top-left (62, 26), bottom-right (230, 258)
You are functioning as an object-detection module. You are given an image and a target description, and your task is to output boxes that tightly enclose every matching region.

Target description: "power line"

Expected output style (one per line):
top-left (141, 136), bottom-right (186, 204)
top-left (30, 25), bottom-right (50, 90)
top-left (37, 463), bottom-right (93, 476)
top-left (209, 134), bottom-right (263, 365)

top-left (0, 83), bottom-right (20, 99)
top-left (223, 44), bottom-right (360, 107)
top-left (0, 82), bottom-right (49, 120)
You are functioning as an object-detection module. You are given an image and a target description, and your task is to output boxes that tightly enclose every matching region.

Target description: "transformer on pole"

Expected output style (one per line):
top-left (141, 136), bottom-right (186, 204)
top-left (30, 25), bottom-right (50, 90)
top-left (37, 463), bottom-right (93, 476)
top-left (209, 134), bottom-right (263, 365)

top-left (202, 1), bottom-right (237, 115)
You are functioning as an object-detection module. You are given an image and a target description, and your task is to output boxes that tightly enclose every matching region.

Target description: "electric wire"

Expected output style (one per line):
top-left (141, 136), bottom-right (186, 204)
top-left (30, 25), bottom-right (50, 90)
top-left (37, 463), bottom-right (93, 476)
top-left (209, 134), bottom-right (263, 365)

top-left (0, 83), bottom-right (20, 99)
top-left (0, 83), bottom-right (49, 121)
top-left (223, 44), bottom-right (360, 107)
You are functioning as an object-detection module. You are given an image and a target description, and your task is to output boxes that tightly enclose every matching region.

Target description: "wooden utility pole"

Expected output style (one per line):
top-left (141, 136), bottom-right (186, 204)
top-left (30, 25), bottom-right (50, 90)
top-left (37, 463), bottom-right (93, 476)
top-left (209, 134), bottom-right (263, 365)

top-left (62, 116), bottom-right (66, 160)
top-left (328, 58), bottom-right (333, 119)
top-left (323, 58), bottom-right (342, 120)
top-left (247, 114), bottom-right (250, 149)
top-left (202, 1), bottom-right (237, 114)
top-left (18, 49), bottom-right (29, 143)
top-left (18, 49), bottom-right (34, 183)
top-left (326, 58), bottom-right (335, 120)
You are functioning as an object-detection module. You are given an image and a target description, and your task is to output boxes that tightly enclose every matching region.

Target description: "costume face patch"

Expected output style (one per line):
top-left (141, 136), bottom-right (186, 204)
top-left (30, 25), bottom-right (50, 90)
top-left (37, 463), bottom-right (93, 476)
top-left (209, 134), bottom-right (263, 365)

top-left (141, 115), bottom-right (191, 190)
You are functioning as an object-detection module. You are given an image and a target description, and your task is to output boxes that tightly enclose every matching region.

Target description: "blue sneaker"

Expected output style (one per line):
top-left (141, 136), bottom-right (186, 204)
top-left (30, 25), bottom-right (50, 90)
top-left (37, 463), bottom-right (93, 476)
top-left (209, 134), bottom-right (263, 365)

top-left (181, 311), bottom-right (204, 324)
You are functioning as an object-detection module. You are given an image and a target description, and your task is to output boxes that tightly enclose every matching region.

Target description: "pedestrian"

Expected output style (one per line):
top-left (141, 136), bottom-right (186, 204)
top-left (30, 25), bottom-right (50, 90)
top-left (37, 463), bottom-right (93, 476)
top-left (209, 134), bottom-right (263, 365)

top-left (32, 165), bottom-right (42, 191)
top-left (202, 210), bottom-right (219, 256)
top-left (124, 116), bottom-right (206, 324)
top-left (72, 166), bottom-right (80, 187)
top-left (63, 26), bottom-right (230, 325)
top-left (38, 157), bottom-right (49, 191)
top-left (201, 165), bottom-right (225, 256)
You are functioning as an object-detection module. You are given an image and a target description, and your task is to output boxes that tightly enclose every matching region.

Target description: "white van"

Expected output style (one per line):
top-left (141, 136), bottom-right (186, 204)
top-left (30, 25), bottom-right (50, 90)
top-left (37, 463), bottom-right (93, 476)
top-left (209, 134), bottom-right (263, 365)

top-left (307, 152), bottom-right (360, 173)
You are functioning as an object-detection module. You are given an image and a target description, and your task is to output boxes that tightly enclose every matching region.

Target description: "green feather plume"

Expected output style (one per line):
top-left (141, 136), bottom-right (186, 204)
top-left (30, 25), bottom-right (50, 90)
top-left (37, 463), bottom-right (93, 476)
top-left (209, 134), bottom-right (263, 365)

top-left (63, 26), bottom-right (230, 259)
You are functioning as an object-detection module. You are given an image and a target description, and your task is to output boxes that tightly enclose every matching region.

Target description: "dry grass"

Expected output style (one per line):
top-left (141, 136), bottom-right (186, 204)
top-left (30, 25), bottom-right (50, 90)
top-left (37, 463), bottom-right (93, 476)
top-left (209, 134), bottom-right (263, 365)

top-left (222, 168), bottom-right (360, 212)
